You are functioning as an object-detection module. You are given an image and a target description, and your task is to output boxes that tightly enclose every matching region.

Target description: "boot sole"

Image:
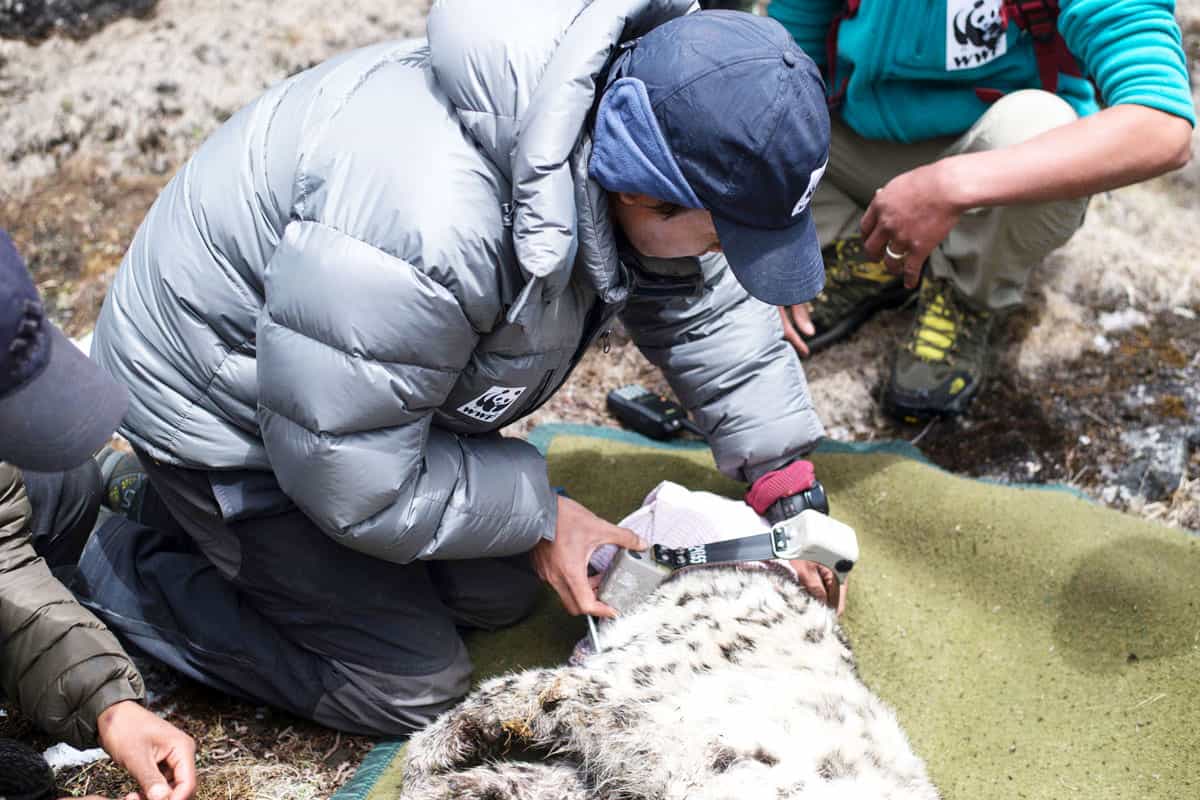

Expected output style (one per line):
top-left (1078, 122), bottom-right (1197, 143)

top-left (883, 376), bottom-right (984, 423)
top-left (807, 284), bottom-right (916, 355)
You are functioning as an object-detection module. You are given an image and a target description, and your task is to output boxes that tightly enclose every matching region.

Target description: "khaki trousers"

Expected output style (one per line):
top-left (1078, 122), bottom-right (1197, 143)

top-left (812, 90), bottom-right (1090, 311)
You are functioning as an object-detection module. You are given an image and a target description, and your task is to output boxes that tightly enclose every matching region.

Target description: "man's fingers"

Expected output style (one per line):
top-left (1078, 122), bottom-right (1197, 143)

top-left (779, 309), bottom-right (811, 357)
top-left (904, 251), bottom-right (927, 290)
top-left (583, 599), bottom-right (619, 619)
top-left (559, 564), bottom-right (606, 618)
top-left (569, 572), bottom-right (614, 618)
top-left (164, 741), bottom-right (197, 800)
top-left (863, 225), bottom-right (890, 261)
top-left (818, 565), bottom-right (838, 611)
top-left (778, 306), bottom-right (797, 336)
top-left (880, 237), bottom-right (911, 277)
top-left (789, 304), bottom-right (815, 336)
top-left (792, 562), bottom-right (829, 606)
top-left (836, 576), bottom-right (849, 617)
top-left (801, 575), bottom-right (828, 605)
top-left (608, 526), bottom-right (646, 552)
top-left (860, 199), bottom-right (880, 237)
top-left (122, 751), bottom-right (171, 800)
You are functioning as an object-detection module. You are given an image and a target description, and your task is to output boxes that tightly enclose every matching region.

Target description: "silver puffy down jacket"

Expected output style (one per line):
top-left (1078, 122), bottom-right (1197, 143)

top-left (93, 0), bottom-right (825, 563)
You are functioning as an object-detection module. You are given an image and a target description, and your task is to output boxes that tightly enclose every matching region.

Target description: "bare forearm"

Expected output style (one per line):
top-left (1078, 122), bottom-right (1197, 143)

top-left (941, 105), bottom-right (1193, 211)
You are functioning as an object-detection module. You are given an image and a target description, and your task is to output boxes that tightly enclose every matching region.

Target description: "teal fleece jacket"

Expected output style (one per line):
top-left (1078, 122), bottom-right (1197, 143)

top-left (768, 0), bottom-right (1196, 142)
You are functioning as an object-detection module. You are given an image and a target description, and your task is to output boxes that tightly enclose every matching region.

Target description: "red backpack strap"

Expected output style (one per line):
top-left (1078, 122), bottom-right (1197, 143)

top-left (825, 0), bottom-right (861, 109)
top-left (1003, 0), bottom-right (1082, 94)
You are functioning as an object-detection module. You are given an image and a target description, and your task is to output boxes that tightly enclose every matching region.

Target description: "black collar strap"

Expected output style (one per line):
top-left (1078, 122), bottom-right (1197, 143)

top-left (651, 509), bottom-right (858, 585)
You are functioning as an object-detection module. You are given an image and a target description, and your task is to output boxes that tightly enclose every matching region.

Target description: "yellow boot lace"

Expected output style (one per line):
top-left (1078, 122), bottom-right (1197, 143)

top-left (814, 239), bottom-right (892, 306)
top-left (813, 250), bottom-right (846, 307)
top-left (910, 288), bottom-right (958, 363)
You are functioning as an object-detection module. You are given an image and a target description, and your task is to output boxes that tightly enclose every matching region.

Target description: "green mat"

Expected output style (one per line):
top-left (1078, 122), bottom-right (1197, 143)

top-left (334, 424), bottom-right (1200, 800)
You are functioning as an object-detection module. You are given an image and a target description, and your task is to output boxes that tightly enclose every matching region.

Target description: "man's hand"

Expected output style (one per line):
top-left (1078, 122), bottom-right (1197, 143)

top-left (789, 560), bottom-right (847, 617)
top-left (861, 160), bottom-right (964, 290)
top-left (533, 496), bottom-right (646, 618)
top-left (778, 305), bottom-right (815, 357)
top-left (96, 700), bottom-right (196, 800)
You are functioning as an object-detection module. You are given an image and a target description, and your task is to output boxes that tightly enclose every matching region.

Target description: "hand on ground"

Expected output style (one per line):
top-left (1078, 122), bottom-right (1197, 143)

top-left (96, 700), bottom-right (197, 800)
top-left (861, 161), bottom-right (964, 288)
top-left (778, 304), bottom-right (815, 357)
top-left (533, 496), bottom-right (646, 618)
top-left (789, 560), bottom-right (848, 616)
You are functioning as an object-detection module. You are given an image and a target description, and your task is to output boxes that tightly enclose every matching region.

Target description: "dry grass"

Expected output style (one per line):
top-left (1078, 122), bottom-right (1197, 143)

top-left (0, 160), bottom-right (166, 335)
top-left (2, 681), bottom-right (377, 799)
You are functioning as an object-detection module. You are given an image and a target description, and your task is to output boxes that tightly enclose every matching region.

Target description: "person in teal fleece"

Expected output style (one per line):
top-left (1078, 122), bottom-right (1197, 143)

top-left (768, 0), bottom-right (1195, 420)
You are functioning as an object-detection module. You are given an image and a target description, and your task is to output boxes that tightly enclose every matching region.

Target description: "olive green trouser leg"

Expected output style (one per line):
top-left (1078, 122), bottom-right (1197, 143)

top-left (810, 89), bottom-right (1091, 312)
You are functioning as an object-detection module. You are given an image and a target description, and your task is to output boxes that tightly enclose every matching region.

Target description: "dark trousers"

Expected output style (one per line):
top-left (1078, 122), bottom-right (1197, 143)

top-left (22, 461), bottom-right (104, 572)
top-left (72, 450), bottom-right (540, 736)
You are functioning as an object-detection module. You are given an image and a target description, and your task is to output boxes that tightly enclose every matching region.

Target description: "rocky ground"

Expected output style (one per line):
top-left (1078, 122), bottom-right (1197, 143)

top-left (0, 0), bottom-right (155, 41)
top-left (1, 1), bottom-right (1198, 797)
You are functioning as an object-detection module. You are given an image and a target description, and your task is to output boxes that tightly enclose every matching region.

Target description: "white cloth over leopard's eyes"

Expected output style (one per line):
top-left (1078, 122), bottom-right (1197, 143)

top-left (588, 481), bottom-right (771, 574)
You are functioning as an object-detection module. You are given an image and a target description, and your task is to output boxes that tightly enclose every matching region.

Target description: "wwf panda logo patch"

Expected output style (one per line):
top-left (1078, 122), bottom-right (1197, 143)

top-left (457, 385), bottom-right (527, 423)
top-left (947, 0), bottom-right (1007, 71)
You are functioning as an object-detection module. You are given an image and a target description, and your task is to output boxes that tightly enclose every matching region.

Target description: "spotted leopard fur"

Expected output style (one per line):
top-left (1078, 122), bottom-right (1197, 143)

top-left (399, 562), bottom-right (940, 800)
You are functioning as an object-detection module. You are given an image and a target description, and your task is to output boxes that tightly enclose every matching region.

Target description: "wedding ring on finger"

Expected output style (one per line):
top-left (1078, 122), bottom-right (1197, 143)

top-left (885, 243), bottom-right (909, 261)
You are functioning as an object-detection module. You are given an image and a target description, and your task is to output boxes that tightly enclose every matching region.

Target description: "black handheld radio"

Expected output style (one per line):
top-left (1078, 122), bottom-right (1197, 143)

top-left (605, 384), bottom-right (704, 440)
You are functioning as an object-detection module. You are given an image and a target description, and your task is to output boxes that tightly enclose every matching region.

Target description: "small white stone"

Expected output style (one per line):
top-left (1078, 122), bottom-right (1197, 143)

top-left (1098, 308), bottom-right (1149, 334)
top-left (43, 742), bottom-right (109, 770)
top-left (1091, 335), bottom-right (1113, 355)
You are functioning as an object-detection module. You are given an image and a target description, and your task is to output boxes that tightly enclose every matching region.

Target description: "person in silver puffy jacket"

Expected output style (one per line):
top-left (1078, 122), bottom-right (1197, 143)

top-left (83, 1), bottom-right (835, 735)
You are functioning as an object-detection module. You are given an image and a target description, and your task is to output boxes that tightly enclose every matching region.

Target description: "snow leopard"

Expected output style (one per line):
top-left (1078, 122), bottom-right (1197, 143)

top-left (398, 561), bottom-right (941, 800)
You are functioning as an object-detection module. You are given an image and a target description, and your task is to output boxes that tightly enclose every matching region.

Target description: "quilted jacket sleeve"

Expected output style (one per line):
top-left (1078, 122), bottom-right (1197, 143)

top-left (256, 222), bottom-right (557, 563)
top-left (0, 464), bottom-right (144, 748)
top-left (619, 253), bottom-right (826, 484)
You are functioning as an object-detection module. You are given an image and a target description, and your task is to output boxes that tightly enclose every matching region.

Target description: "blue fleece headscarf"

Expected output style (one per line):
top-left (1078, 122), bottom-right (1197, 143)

top-left (589, 73), bottom-right (704, 209)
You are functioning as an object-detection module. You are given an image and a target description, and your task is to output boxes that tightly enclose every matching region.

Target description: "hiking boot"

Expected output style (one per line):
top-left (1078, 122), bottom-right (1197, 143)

top-left (805, 236), bottom-right (915, 354)
top-left (884, 275), bottom-right (993, 422)
top-left (96, 445), bottom-right (148, 519)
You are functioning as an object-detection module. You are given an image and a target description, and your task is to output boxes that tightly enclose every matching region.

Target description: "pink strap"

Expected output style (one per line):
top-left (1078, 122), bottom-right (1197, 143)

top-left (745, 460), bottom-right (816, 515)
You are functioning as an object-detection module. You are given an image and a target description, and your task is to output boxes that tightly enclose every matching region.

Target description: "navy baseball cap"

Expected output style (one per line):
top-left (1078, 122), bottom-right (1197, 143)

top-left (590, 10), bottom-right (831, 306)
top-left (0, 229), bottom-right (127, 471)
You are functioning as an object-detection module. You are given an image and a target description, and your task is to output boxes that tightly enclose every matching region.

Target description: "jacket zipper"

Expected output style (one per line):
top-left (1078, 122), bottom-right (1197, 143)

top-left (515, 305), bottom-right (619, 422)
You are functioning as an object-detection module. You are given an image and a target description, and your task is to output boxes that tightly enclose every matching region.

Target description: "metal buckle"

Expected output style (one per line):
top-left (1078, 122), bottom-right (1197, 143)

top-left (653, 543), bottom-right (702, 569)
top-left (770, 525), bottom-right (794, 559)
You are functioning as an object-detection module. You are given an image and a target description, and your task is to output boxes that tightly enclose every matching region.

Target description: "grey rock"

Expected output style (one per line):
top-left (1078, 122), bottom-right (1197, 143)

top-left (1118, 426), bottom-right (1190, 502)
top-left (1188, 426), bottom-right (1200, 449)
top-left (0, 0), bottom-right (157, 43)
